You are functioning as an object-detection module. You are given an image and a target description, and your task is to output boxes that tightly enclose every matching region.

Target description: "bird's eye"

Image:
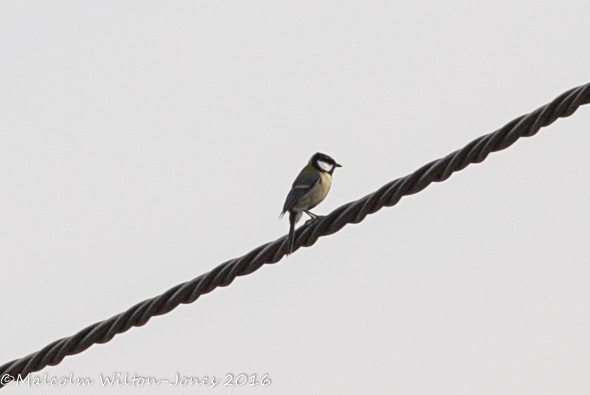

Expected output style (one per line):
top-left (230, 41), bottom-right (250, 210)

top-left (317, 160), bottom-right (334, 172)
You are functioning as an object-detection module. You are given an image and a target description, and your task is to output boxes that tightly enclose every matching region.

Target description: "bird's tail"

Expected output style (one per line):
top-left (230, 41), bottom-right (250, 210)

top-left (287, 211), bottom-right (297, 255)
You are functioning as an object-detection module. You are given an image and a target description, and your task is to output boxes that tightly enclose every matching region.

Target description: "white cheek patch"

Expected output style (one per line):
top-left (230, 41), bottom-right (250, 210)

top-left (317, 160), bottom-right (334, 172)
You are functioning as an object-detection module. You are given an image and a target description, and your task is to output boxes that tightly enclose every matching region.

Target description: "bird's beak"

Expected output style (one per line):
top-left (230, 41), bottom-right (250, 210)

top-left (335, 163), bottom-right (343, 168)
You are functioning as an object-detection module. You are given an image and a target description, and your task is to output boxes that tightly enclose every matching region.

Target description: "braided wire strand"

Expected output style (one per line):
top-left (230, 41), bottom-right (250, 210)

top-left (1, 82), bottom-right (589, 387)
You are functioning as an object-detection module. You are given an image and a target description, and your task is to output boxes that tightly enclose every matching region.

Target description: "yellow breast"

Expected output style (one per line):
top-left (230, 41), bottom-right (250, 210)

top-left (296, 172), bottom-right (332, 211)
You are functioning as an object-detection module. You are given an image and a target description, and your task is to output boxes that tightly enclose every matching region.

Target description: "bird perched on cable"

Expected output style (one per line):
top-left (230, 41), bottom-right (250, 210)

top-left (280, 152), bottom-right (342, 255)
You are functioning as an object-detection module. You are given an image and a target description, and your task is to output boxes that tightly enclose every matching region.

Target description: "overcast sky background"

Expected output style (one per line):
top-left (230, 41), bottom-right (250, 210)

top-left (2, 1), bottom-right (590, 394)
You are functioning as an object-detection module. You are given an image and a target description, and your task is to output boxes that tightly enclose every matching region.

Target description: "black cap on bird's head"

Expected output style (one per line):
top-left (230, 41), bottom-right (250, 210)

top-left (310, 152), bottom-right (342, 174)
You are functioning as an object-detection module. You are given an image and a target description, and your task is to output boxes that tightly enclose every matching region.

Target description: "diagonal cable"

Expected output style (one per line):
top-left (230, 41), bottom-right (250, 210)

top-left (1, 82), bottom-right (589, 388)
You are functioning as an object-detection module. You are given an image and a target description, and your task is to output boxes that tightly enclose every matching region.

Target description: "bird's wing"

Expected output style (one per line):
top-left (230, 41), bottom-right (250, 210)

top-left (281, 171), bottom-right (320, 215)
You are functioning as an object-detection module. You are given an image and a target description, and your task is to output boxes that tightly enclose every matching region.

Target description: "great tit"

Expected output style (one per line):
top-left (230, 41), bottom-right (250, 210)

top-left (280, 152), bottom-right (342, 255)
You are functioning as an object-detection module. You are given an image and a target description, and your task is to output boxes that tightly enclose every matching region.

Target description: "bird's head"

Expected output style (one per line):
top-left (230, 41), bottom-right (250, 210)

top-left (310, 152), bottom-right (342, 174)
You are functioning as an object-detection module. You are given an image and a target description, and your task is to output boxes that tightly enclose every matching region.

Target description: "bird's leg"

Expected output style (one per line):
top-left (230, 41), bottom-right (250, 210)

top-left (304, 210), bottom-right (319, 219)
top-left (304, 210), bottom-right (324, 224)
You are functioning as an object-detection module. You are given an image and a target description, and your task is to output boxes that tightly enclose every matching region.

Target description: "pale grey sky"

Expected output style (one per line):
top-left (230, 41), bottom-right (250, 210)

top-left (1, 1), bottom-right (590, 394)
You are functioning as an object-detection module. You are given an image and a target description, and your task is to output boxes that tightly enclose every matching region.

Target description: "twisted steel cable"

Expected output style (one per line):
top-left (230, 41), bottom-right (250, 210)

top-left (1, 82), bottom-right (590, 388)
